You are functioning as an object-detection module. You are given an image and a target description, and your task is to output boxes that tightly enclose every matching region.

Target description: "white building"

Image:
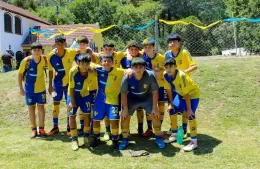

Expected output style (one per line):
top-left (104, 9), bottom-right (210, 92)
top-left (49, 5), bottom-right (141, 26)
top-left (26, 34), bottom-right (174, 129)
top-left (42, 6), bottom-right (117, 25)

top-left (0, 1), bottom-right (50, 55)
top-left (221, 48), bottom-right (249, 56)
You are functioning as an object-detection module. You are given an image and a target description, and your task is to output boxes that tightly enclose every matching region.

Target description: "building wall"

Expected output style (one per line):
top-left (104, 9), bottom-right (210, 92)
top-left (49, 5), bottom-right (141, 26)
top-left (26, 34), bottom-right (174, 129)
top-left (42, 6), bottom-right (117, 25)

top-left (0, 9), bottom-right (47, 56)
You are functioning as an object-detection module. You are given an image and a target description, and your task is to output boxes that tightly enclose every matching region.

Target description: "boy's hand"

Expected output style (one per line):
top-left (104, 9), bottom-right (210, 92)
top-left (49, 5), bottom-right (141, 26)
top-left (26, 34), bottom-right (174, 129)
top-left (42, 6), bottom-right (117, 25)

top-left (187, 109), bottom-right (195, 118)
top-left (69, 102), bottom-right (76, 110)
top-left (167, 103), bottom-right (175, 113)
top-left (19, 89), bottom-right (25, 96)
top-left (152, 106), bottom-right (160, 118)
top-left (52, 48), bottom-right (57, 53)
top-left (122, 110), bottom-right (129, 120)
top-left (127, 54), bottom-right (132, 61)
top-left (48, 86), bottom-right (54, 95)
top-left (125, 68), bottom-right (133, 78)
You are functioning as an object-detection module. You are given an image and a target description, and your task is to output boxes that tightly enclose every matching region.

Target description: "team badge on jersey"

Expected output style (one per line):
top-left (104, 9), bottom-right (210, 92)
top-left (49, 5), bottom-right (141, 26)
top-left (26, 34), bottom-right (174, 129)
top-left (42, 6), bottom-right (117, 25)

top-left (143, 84), bottom-right (148, 89)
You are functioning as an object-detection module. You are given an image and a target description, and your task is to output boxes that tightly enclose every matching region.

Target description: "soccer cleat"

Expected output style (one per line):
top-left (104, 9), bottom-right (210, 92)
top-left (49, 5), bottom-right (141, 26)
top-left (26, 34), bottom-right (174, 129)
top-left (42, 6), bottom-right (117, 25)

top-left (71, 140), bottom-right (79, 151)
top-left (90, 137), bottom-right (101, 147)
top-left (112, 140), bottom-right (119, 149)
top-left (46, 127), bottom-right (59, 136)
top-left (119, 139), bottom-right (129, 150)
top-left (39, 129), bottom-right (47, 137)
top-left (84, 137), bottom-right (90, 148)
top-left (164, 134), bottom-right (177, 143)
top-left (103, 132), bottom-right (111, 141)
top-left (183, 141), bottom-right (198, 151)
top-left (138, 128), bottom-right (144, 136)
top-left (143, 129), bottom-right (153, 137)
top-left (155, 138), bottom-right (166, 149)
top-left (30, 130), bottom-right (37, 139)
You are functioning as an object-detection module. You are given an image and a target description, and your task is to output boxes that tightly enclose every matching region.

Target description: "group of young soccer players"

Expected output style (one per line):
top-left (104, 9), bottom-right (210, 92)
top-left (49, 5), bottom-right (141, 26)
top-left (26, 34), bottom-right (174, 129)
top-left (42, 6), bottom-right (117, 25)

top-left (18, 33), bottom-right (200, 152)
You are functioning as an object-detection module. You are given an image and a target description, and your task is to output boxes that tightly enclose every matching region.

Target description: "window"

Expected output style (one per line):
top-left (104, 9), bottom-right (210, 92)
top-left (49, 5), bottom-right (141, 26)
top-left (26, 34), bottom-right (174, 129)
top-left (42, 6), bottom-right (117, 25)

top-left (4, 13), bottom-right (12, 33)
top-left (15, 16), bottom-right (22, 35)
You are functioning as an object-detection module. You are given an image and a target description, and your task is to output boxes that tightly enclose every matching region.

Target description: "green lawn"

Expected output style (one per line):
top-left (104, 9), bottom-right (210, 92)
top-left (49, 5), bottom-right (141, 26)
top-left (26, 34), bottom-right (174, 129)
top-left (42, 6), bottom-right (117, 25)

top-left (0, 57), bottom-right (260, 169)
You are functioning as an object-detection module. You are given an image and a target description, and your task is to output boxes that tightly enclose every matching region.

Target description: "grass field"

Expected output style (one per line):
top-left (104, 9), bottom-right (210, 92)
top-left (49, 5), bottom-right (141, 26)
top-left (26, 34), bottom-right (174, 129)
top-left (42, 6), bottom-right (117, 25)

top-left (0, 56), bottom-right (260, 169)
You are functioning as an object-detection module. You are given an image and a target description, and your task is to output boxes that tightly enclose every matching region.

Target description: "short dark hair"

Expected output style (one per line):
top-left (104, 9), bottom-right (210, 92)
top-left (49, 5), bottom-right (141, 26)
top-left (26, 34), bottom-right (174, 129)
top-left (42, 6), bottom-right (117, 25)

top-left (164, 57), bottom-right (177, 67)
top-left (102, 53), bottom-right (114, 62)
top-left (167, 33), bottom-right (181, 43)
top-left (127, 41), bottom-right (143, 50)
top-left (77, 53), bottom-right (91, 63)
top-left (132, 57), bottom-right (146, 67)
top-left (31, 43), bottom-right (43, 50)
top-left (55, 34), bottom-right (66, 43)
top-left (77, 36), bottom-right (89, 44)
top-left (103, 42), bottom-right (115, 48)
top-left (143, 38), bottom-right (155, 46)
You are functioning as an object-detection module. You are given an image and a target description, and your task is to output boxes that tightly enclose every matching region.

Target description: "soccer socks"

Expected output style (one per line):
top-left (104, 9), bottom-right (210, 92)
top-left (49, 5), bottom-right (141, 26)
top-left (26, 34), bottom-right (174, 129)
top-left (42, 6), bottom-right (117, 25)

top-left (111, 128), bottom-right (119, 140)
top-left (71, 128), bottom-right (78, 140)
top-left (183, 112), bottom-right (188, 131)
top-left (137, 109), bottom-right (144, 131)
top-left (122, 129), bottom-right (129, 139)
top-left (31, 125), bottom-right (37, 132)
top-left (153, 126), bottom-right (162, 136)
top-left (83, 126), bottom-right (90, 137)
top-left (159, 104), bottom-right (165, 125)
top-left (93, 127), bottom-right (101, 138)
top-left (52, 105), bottom-right (60, 128)
top-left (170, 114), bottom-right (178, 134)
top-left (146, 113), bottom-right (152, 130)
top-left (79, 111), bottom-right (84, 130)
top-left (189, 118), bottom-right (197, 139)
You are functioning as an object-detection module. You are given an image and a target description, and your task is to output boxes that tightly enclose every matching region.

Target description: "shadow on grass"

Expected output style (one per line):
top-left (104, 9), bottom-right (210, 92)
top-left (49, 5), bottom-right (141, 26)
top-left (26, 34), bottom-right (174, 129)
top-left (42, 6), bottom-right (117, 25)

top-left (182, 134), bottom-right (222, 155)
top-left (90, 133), bottom-right (179, 157)
top-left (42, 131), bottom-right (71, 143)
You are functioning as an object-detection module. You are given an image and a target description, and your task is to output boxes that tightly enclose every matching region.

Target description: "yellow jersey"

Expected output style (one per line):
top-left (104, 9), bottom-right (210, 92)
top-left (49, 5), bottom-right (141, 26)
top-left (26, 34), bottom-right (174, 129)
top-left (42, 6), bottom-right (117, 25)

top-left (164, 70), bottom-right (200, 99)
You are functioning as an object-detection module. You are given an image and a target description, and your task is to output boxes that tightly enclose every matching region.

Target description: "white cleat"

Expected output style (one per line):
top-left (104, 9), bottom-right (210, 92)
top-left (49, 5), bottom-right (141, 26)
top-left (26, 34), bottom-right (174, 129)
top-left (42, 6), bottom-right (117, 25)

top-left (164, 134), bottom-right (177, 143)
top-left (183, 141), bottom-right (198, 151)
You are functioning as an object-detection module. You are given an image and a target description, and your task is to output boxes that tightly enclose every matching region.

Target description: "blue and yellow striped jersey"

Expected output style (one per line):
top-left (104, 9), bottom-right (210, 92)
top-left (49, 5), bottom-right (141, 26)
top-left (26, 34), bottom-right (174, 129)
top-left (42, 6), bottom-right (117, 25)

top-left (143, 52), bottom-right (165, 87)
top-left (164, 48), bottom-right (196, 76)
top-left (47, 49), bottom-right (77, 87)
top-left (164, 70), bottom-right (200, 99)
top-left (19, 56), bottom-right (46, 93)
top-left (68, 65), bottom-right (96, 97)
top-left (93, 65), bottom-right (125, 105)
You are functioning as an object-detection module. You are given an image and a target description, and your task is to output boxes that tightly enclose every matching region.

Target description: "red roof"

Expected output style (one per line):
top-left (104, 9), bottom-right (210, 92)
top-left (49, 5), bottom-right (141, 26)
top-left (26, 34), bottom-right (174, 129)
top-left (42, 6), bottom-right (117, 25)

top-left (22, 24), bottom-right (99, 46)
top-left (0, 0), bottom-right (50, 25)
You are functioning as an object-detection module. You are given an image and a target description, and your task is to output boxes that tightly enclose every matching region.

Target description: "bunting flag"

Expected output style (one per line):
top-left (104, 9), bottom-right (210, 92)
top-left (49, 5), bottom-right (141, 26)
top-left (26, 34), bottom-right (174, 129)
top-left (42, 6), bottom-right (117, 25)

top-left (222, 18), bottom-right (260, 23)
top-left (29, 17), bottom-right (259, 40)
top-left (159, 19), bottom-right (222, 29)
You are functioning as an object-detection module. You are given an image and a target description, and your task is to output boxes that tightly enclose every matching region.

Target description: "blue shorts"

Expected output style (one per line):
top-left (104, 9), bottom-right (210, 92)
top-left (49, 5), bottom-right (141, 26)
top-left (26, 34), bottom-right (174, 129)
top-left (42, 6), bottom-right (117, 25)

top-left (53, 85), bottom-right (68, 102)
top-left (89, 90), bottom-right (97, 105)
top-left (170, 94), bottom-right (200, 117)
top-left (93, 101), bottom-right (120, 121)
top-left (159, 87), bottom-right (168, 102)
top-left (125, 97), bottom-right (153, 116)
top-left (2, 66), bottom-right (12, 73)
top-left (67, 95), bottom-right (92, 116)
top-left (25, 91), bottom-right (46, 106)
